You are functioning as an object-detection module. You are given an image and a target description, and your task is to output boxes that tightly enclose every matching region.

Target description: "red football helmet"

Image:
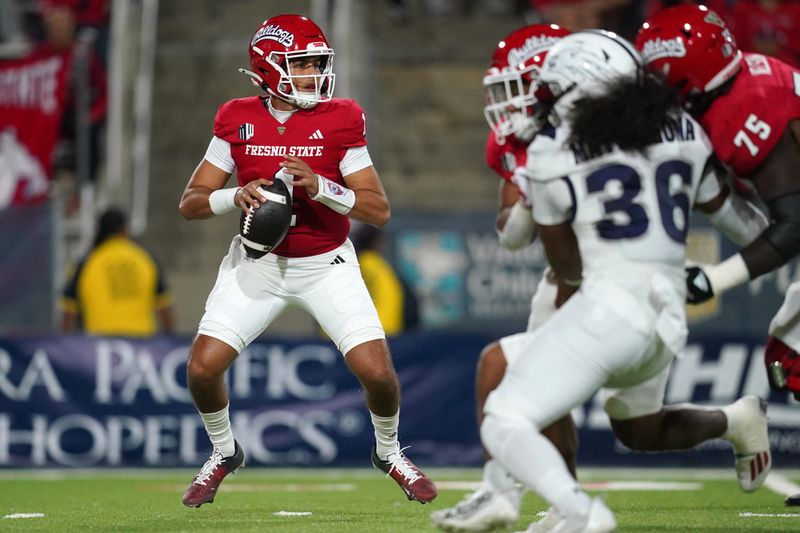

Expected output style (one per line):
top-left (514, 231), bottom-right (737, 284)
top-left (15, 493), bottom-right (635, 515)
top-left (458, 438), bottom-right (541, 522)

top-left (483, 24), bottom-right (570, 143)
top-left (240, 14), bottom-right (335, 109)
top-left (635, 5), bottom-right (741, 100)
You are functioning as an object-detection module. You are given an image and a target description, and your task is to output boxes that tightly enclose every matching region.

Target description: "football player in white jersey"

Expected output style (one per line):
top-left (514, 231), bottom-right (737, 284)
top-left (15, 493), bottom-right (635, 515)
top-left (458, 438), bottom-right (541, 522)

top-left (479, 31), bottom-right (771, 532)
top-left (177, 14), bottom-right (436, 508)
top-left (432, 27), bottom-right (771, 533)
top-left (431, 24), bottom-right (579, 533)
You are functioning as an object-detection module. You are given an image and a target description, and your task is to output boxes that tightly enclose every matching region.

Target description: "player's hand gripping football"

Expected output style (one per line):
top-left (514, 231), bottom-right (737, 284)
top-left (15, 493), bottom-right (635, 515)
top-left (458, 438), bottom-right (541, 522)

top-left (236, 179), bottom-right (273, 210)
top-left (279, 156), bottom-right (319, 197)
top-left (685, 265), bottom-right (714, 304)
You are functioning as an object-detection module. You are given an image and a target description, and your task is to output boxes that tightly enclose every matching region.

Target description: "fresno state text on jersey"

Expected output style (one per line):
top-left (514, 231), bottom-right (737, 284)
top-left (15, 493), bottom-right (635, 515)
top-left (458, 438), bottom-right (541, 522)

top-left (701, 53), bottom-right (800, 177)
top-left (214, 97), bottom-right (367, 257)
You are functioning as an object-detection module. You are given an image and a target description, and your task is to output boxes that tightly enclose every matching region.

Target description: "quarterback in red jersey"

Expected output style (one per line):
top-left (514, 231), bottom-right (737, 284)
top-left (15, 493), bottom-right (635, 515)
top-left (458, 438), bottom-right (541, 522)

top-left (637, 4), bottom-right (800, 505)
top-left (177, 14), bottom-right (436, 508)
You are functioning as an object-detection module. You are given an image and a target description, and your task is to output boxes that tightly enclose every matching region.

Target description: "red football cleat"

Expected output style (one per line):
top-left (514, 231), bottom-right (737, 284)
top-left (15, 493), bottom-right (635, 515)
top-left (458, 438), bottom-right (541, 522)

top-left (182, 441), bottom-right (245, 508)
top-left (372, 445), bottom-right (438, 504)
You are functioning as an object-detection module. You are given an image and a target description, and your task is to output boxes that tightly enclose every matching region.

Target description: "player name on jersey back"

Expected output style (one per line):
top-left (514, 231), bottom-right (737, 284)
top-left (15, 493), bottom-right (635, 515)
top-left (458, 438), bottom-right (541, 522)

top-left (244, 145), bottom-right (324, 157)
top-left (570, 115), bottom-right (697, 165)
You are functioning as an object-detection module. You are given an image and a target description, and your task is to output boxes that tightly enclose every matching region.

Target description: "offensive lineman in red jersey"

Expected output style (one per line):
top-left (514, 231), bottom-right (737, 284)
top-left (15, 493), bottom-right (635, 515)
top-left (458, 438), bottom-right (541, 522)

top-left (637, 4), bottom-right (800, 506)
top-left (177, 14), bottom-right (436, 508)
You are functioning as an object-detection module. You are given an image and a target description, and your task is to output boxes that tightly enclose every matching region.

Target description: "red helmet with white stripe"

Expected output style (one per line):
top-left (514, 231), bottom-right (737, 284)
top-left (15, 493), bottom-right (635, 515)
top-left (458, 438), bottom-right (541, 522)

top-left (483, 24), bottom-right (570, 143)
top-left (635, 5), bottom-right (741, 100)
top-left (241, 14), bottom-right (335, 109)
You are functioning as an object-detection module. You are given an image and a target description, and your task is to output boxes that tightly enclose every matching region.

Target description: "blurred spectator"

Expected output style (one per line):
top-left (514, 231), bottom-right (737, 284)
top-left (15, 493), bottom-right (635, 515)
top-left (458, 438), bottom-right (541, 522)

top-left (74, 0), bottom-right (110, 26)
top-left (72, 0), bottom-right (111, 65)
top-left (351, 224), bottom-right (419, 335)
top-left (0, 0), bottom-right (29, 58)
top-left (0, 10), bottom-right (70, 207)
top-left (730, 0), bottom-right (800, 68)
top-left (529, 0), bottom-right (634, 33)
top-left (0, 0), bottom-right (108, 210)
top-left (60, 207), bottom-right (174, 336)
top-left (643, 0), bottom-right (734, 20)
top-left (643, 1), bottom-right (800, 67)
top-left (386, 0), bottom-right (525, 21)
top-left (39, 0), bottom-right (108, 187)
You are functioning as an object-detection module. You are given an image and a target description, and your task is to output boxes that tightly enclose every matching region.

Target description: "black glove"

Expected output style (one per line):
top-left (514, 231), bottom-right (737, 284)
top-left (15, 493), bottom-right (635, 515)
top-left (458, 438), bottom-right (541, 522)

top-left (685, 266), bottom-right (714, 304)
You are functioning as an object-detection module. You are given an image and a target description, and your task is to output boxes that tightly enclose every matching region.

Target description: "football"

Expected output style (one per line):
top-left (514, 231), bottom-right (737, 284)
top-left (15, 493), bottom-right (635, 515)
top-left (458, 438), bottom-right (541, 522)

top-left (239, 179), bottom-right (293, 259)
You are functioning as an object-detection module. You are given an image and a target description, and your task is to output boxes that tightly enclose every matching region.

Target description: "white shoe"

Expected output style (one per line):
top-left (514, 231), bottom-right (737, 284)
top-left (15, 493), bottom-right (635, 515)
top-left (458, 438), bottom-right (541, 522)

top-left (430, 488), bottom-right (519, 532)
top-left (512, 507), bottom-right (560, 533)
top-left (583, 499), bottom-right (616, 533)
top-left (519, 498), bottom-right (616, 533)
top-left (722, 395), bottom-right (771, 492)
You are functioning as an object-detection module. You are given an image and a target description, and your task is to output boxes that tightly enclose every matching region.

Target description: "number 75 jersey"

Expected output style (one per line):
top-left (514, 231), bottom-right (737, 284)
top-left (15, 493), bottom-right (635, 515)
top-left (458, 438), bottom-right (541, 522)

top-left (701, 53), bottom-right (800, 178)
top-left (526, 112), bottom-right (719, 283)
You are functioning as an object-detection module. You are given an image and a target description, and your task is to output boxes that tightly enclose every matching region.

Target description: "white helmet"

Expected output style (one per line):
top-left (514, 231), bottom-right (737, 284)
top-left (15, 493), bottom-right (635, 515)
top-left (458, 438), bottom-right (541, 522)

top-left (535, 30), bottom-right (642, 125)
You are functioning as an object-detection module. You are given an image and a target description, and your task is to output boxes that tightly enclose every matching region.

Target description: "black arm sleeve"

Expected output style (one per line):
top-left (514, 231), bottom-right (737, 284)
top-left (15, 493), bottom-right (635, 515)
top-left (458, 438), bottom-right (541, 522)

top-left (763, 192), bottom-right (800, 263)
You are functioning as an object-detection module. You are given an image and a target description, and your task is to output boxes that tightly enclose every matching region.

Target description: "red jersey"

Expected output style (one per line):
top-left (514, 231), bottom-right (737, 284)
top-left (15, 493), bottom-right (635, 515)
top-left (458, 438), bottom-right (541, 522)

top-left (485, 130), bottom-right (528, 183)
top-left (701, 53), bottom-right (800, 178)
top-left (213, 96), bottom-right (367, 257)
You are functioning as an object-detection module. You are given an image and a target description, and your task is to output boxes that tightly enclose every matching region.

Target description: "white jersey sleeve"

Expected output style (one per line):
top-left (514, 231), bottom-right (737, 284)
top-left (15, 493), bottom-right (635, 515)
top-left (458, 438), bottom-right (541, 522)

top-left (204, 136), bottom-right (236, 173)
top-left (340, 146), bottom-right (373, 177)
top-left (531, 178), bottom-right (575, 226)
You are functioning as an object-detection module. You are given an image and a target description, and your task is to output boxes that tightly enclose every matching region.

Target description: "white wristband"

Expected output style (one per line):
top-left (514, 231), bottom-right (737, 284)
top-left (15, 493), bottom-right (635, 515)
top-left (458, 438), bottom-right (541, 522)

top-left (706, 253), bottom-right (750, 295)
top-left (497, 201), bottom-right (536, 251)
top-left (311, 174), bottom-right (355, 215)
top-left (208, 187), bottom-right (239, 215)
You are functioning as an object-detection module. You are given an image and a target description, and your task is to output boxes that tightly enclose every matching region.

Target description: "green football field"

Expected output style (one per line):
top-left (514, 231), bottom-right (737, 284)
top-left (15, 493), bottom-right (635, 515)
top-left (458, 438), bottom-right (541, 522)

top-left (1, 468), bottom-right (799, 532)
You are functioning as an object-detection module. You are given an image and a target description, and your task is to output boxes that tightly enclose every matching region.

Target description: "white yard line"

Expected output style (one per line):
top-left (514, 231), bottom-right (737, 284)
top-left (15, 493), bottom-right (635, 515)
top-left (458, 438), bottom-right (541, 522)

top-left (145, 483), bottom-right (356, 493)
top-left (740, 512), bottom-right (800, 518)
top-left (764, 472), bottom-right (800, 497)
top-left (436, 480), bottom-right (702, 492)
top-left (0, 468), bottom-right (384, 480)
top-left (581, 481), bottom-right (702, 491)
top-left (3, 513), bottom-right (45, 519)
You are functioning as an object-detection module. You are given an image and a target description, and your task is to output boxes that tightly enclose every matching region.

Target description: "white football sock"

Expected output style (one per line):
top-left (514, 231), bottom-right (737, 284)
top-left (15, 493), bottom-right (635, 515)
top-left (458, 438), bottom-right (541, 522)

top-left (721, 402), bottom-right (740, 443)
top-left (370, 410), bottom-right (399, 460)
top-left (494, 420), bottom-right (590, 516)
top-left (483, 459), bottom-right (517, 492)
top-left (199, 404), bottom-right (236, 457)
top-left (483, 458), bottom-right (524, 507)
